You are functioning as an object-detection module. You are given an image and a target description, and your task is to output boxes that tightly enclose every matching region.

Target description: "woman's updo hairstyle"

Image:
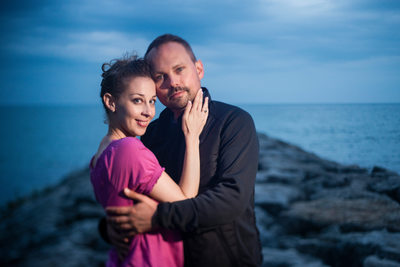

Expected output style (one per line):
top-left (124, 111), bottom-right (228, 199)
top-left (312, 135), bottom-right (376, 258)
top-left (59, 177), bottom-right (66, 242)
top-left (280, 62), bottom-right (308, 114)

top-left (100, 54), bottom-right (152, 117)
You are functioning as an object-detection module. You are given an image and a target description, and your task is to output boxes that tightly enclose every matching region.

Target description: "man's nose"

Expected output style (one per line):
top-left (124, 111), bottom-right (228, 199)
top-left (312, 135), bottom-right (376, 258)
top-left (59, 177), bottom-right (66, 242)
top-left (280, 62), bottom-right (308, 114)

top-left (165, 74), bottom-right (179, 88)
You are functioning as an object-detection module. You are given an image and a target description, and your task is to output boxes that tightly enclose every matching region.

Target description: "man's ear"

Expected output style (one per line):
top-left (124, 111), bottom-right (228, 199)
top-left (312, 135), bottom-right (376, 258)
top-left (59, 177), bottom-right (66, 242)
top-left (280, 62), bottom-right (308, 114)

top-left (195, 59), bottom-right (204, 80)
top-left (103, 93), bottom-right (116, 113)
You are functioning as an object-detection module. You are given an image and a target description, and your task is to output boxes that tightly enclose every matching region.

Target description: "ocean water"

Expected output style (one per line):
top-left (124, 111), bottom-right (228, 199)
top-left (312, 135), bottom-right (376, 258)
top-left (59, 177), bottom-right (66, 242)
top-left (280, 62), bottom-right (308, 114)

top-left (239, 103), bottom-right (400, 173)
top-left (0, 103), bottom-right (399, 205)
top-left (0, 105), bottom-right (107, 205)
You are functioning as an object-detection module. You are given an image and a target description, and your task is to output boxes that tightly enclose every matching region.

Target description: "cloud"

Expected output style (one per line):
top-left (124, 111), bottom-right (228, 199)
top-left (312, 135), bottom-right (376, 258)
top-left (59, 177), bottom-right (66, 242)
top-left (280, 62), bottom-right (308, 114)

top-left (5, 30), bottom-right (150, 62)
top-left (0, 0), bottom-right (399, 104)
top-left (256, 0), bottom-right (338, 20)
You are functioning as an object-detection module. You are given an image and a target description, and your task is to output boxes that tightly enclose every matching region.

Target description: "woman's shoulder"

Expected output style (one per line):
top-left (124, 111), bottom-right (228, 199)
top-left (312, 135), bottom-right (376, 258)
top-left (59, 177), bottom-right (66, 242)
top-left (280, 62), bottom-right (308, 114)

top-left (114, 136), bottom-right (142, 146)
top-left (112, 137), bottom-right (146, 153)
top-left (111, 137), bottom-right (160, 172)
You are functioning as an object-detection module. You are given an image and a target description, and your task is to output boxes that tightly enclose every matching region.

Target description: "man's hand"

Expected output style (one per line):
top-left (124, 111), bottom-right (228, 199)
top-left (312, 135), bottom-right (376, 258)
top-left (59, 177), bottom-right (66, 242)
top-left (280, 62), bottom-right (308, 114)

top-left (107, 221), bottom-right (130, 262)
top-left (106, 188), bottom-right (158, 234)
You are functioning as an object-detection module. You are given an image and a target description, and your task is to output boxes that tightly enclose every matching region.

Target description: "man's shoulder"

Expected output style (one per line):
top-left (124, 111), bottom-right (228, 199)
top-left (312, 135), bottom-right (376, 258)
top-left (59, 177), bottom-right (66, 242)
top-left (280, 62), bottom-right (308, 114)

top-left (211, 100), bottom-right (253, 121)
top-left (141, 118), bottom-right (159, 145)
top-left (147, 117), bottom-right (160, 129)
top-left (147, 107), bottom-right (172, 128)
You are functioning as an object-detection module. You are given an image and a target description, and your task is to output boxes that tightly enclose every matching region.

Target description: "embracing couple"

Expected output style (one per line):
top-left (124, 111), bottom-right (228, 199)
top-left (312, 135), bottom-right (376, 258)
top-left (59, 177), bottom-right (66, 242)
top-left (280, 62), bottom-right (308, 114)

top-left (90, 34), bottom-right (262, 267)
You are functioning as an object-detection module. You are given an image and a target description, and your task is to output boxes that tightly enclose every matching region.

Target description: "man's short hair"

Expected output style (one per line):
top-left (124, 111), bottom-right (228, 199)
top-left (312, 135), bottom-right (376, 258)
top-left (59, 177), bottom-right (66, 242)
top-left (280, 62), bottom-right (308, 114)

top-left (144, 34), bottom-right (197, 62)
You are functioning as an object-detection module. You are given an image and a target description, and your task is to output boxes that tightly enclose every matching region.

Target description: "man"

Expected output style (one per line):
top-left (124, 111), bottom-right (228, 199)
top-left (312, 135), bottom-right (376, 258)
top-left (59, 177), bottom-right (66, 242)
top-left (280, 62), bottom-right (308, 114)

top-left (105, 34), bottom-right (262, 266)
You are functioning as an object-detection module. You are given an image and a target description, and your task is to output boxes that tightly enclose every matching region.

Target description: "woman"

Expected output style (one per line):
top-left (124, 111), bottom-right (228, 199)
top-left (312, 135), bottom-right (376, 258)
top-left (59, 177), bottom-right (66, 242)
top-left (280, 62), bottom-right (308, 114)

top-left (90, 55), bottom-right (208, 267)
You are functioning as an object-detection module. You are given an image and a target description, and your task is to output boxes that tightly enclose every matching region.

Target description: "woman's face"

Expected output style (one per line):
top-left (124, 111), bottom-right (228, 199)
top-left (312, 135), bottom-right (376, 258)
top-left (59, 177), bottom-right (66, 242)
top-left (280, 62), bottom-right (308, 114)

top-left (113, 76), bottom-right (157, 137)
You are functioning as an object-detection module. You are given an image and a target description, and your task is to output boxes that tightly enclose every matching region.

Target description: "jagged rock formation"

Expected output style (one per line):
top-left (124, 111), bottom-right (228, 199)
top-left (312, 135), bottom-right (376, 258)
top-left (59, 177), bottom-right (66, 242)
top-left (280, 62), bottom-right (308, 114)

top-left (0, 168), bottom-right (110, 266)
top-left (1, 133), bottom-right (399, 267)
top-left (256, 133), bottom-right (400, 267)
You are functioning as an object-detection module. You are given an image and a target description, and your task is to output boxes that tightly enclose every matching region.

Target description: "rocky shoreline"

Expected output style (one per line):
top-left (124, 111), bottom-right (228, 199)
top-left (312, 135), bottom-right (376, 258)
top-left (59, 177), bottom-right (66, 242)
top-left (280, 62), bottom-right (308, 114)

top-left (1, 133), bottom-right (399, 267)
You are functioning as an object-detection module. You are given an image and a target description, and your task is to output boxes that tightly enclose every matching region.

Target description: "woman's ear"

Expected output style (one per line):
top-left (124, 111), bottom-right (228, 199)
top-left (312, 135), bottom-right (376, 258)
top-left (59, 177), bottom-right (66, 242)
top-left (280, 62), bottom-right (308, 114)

top-left (103, 93), bottom-right (116, 113)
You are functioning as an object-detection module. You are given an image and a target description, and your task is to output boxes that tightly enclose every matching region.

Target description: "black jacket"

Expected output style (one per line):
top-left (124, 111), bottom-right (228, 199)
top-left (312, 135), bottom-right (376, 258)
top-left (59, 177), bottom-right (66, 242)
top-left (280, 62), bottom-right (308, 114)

top-left (141, 88), bottom-right (262, 267)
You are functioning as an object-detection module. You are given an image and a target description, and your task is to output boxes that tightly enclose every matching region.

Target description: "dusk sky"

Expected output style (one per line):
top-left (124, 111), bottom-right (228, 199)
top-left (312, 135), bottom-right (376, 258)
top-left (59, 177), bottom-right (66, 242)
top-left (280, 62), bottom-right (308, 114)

top-left (0, 0), bottom-right (399, 105)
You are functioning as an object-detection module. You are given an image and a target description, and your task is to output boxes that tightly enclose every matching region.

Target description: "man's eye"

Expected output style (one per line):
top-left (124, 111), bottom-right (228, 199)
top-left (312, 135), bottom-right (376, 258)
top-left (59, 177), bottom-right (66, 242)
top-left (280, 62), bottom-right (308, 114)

top-left (155, 75), bottom-right (164, 81)
top-left (176, 67), bottom-right (184, 73)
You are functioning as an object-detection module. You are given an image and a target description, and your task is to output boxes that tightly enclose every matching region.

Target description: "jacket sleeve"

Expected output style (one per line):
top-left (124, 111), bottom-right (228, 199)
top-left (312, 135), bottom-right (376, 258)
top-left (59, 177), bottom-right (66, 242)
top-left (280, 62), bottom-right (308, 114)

top-left (154, 109), bottom-right (259, 233)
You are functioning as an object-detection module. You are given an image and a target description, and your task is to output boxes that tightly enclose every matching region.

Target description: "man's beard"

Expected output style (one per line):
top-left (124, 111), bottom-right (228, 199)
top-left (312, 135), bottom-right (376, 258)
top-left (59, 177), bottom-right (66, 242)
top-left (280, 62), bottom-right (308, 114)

top-left (167, 86), bottom-right (191, 110)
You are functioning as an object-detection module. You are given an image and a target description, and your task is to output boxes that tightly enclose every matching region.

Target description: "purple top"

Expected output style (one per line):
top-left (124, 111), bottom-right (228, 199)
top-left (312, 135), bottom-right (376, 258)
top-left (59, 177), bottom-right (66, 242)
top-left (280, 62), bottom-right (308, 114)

top-left (90, 137), bottom-right (183, 267)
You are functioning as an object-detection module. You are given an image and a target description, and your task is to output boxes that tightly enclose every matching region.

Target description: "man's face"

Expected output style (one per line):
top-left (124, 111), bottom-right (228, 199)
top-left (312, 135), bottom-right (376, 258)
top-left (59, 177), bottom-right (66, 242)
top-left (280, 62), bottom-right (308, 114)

top-left (147, 42), bottom-right (204, 115)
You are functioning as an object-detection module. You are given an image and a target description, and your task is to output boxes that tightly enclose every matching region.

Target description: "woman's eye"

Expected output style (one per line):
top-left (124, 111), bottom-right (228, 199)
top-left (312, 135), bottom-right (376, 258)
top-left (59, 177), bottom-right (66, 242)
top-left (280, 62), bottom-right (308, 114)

top-left (132, 98), bottom-right (142, 103)
top-left (150, 99), bottom-right (156, 105)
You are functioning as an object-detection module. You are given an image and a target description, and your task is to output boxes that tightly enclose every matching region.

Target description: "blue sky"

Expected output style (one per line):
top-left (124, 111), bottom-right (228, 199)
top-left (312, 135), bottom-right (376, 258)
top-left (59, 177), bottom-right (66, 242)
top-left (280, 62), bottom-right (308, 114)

top-left (0, 0), bottom-right (399, 105)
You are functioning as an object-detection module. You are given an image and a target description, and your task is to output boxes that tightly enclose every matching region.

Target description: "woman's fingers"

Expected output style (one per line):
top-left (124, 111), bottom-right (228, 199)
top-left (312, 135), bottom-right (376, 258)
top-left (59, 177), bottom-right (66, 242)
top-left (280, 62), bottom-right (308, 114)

top-left (190, 91), bottom-right (208, 123)
top-left (184, 100), bottom-right (192, 120)
top-left (202, 96), bottom-right (209, 114)
top-left (182, 100), bottom-right (192, 134)
top-left (192, 89), bottom-right (203, 111)
top-left (200, 96), bottom-right (209, 125)
top-left (182, 89), bottom-right (208, 138)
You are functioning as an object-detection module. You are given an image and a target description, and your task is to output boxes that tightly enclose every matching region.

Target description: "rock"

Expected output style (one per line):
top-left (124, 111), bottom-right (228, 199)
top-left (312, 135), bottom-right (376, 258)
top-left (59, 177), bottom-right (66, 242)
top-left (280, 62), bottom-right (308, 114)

top-left (262, 248), bottom-right (329, 267)
top-left (255, 207), bottom-right (284, 247)
top-left (2, 132), bottom-right (400, 266)
top-left (290, 229), bottom-right (400, 267)
top-left (308, 185), bottom-right (393, 202)
top-left (364, 255), bottom-right (400, 267)
top-left (280, 198), bottom-right (400, 234)
top-left (256, 169), bottom-right (303, 184)
top-left (255, 184), bottom-right (304, 215)
top-left (0, 168), bottom-right (110, 266)
top-left (321, 175), bottom-right (351, 188)
top-left (368, 175), bottom-right (400, 203)
top-left (330, 230), bottom-right (400, 263)
top-left (371, 166), bottom-right (399, 177)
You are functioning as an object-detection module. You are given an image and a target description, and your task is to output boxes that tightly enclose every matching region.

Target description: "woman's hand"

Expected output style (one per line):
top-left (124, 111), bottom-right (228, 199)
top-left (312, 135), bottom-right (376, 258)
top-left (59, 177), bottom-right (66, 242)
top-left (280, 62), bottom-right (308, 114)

top-left (182, 89), bottom-right (209, 141)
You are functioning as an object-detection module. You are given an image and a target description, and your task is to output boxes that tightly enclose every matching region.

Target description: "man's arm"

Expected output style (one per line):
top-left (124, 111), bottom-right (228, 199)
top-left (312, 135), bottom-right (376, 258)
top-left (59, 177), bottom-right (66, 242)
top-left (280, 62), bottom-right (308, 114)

top-left (106, 188), bottom-right (158, 233)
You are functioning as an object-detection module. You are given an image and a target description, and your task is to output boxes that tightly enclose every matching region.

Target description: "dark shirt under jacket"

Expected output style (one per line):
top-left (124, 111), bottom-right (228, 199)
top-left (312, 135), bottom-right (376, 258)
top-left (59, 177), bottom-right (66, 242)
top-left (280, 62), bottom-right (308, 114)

top-left (141, 88), bottom-right (262, 267)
